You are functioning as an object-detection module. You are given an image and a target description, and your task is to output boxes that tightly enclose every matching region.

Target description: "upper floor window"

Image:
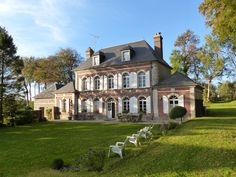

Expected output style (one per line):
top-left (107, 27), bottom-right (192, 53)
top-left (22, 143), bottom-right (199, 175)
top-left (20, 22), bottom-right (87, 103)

top-left (94, 76), bottom-right (100, 90)
top-left (169, 95), bottom-right (178, 109)
top-left (139, 97), bottom-right (146, 113)
top-left (122, 73), bottom-right (129, 88)
top-left (93, 55), bottom-right (100, 66)
top-left (122, 97), bottom-right (130, 113)
top-left (82, 78), bottom-right (87, 91)
top-left (108, 75), bottom-right (114, 89)
top-left (121, 50), bottom-right (130, 61)
top-left (138, 72), bottom-right (146, 88)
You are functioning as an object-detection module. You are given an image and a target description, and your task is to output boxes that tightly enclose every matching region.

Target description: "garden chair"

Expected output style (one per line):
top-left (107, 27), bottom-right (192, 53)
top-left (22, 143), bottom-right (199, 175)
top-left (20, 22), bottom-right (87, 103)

top-left (108, 137), bottom-right (129, 159)
top-left (138, 124), bottom-right (154, 140)
top-left (127, 131), bottom-right (143, 147)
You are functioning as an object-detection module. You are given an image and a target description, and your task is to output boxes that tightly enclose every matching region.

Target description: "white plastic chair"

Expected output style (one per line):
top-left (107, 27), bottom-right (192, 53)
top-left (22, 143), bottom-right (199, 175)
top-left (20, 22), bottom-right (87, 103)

top-left (138, 124), bottom-right (154, 140)
top-left (108, 138), bottom-right (129, 159)
top-left (127, 131), bottom-right (142, 147)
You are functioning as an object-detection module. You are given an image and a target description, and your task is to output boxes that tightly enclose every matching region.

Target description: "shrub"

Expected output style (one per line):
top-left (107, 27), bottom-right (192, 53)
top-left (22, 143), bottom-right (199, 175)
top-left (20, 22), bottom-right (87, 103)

top-left (46, 108), bottom-right (52, 120)
top-left (81, 148), bottom-right (105, 172)
top-left (169, 106), bottom-right (187, 123)
top-left (168, 122), bottom-right (179, 130)
top-left (51, 158), bottom-right (64, 170)
top-left (15, 107), bottom-right (33, 125)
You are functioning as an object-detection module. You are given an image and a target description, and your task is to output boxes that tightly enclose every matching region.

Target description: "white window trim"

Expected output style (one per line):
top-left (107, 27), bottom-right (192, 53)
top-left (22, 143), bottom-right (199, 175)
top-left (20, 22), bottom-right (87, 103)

top-left (121, 50), bottom-right (130, 61)
top-left (137, 71), bottom-right (146, 88)
top-left (122, 73), bottom-right (130, 89)
top-left (92, 55), bottom-right (100, 66)
top-left (108, 75), bottom-right (114, 89)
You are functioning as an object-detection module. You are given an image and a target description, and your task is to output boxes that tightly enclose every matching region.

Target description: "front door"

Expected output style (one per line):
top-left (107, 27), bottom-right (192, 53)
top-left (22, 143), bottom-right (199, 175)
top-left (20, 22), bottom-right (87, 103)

top-left (107, 98), bottom-right (115, 119)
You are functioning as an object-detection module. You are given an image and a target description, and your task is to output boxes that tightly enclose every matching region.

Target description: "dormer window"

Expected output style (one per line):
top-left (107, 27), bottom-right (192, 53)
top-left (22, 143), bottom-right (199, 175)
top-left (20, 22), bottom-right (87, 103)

top-left (121, 50), bottom-right (130, 61)
top-left (92, 55), bottom-right (100, 66)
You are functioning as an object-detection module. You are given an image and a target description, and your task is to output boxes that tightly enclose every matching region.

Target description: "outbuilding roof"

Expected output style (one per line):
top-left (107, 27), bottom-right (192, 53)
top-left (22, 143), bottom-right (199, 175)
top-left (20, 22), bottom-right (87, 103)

top-left (34, 84), bottom-right (63, 99)
top-left (53, 82), bottom-right (75, 94)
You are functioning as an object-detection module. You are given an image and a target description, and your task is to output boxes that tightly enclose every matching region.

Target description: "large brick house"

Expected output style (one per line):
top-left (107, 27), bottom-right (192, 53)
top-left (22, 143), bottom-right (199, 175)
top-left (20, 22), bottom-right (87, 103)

top-left (34, 33), bottom-right (204, 121)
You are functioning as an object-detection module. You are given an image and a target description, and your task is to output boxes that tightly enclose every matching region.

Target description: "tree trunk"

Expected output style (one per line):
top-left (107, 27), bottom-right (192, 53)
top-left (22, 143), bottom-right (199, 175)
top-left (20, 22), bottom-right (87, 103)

top-left (207, 79), bottom-right (211, 102)
top-left (38, 83), bottom-right (40, 94)
top-left (29, 82), bottom-right (32, 101)
top-left (24, 80), bottom-right (29, 106)
top-left (0, 58), bottom-right (4, 123)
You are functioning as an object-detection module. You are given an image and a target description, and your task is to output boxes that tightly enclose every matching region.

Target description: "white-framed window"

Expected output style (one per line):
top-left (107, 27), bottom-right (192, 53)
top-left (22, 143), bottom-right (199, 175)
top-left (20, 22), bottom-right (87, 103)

top-left (108, 75), bottom-right (114, 89)
top-left (122, 97), bottom-right (130, 113)
top-left (94, 76), bottom-right (100, 90)
top-left (122, 73), bottom-right (129, 88)
top-left (93, 55), bottom-right (100, 66)
top-left (81, 99), bottom-right (87, 112)
top-left (139, 97), bottom-right (146, 113)
top-left (93, 98), bottom-right (99, 113)
top-left (169, 95), bottom-right (178, 109)
top-left (82, 78), bottom-right (87, 91)
top-left (121, 50), bottom-right (130, 61)
top-left (138, 72), bottom-right (146, 88)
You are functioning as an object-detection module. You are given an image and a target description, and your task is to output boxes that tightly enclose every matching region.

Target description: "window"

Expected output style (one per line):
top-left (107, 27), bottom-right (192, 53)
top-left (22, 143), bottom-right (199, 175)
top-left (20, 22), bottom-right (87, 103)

top-left (62, 99), bottom-right (66, 112)
top-left (169, 95), bottom-right (178, 109)
top-left (94, 76), bottom-right (100, 90)
top-left (138, 72), bottom-right (146, 88)
top-left (93, 98), bottom-right (99, 113)
top-left (122, 73), bottom-right (129, 88)
top-left (82, 78), bottom-right (87, 91)
top-left (108, 75), bottom-right (114, 89)
top-left (93, 55), bottom-right (99, 66)
top-left (139, 97), bottom-right (146, 113)
top-left (122, 97), bottom-right (129, 113)
top-left (81, 99), bottom-right (87, 112)
top-left (122, 50), bottom-right (130, 61)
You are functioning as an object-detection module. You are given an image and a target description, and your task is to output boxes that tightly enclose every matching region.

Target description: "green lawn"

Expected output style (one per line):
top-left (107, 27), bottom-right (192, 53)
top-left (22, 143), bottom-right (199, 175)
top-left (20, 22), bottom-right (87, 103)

top-left (0, 101), bottom-right (236, 177)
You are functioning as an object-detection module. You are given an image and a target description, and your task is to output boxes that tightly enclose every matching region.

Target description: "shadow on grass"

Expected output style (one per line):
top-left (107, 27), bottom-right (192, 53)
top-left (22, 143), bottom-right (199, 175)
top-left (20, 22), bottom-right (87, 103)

top-left (206, 108), bottom-right (236, 117)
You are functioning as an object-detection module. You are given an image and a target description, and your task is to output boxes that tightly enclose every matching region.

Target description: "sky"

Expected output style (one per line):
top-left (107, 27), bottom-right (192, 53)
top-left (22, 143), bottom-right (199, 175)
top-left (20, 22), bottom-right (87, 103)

top-left (0, 0), bottom-right (209, 65)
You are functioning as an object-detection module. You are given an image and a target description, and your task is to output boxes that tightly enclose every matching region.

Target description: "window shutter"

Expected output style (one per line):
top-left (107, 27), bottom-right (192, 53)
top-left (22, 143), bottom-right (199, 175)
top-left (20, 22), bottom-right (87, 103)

top-left (100, 76), bottom-right (104, 90)
top-left (130, 72), bottom-right (133, 88)
top-left (132, 72), bottom-right (137, 88)
top-left (87, 77), bottom-right (90, 90)
top-left (59, 100), bottom-right (62, 110)
top-left (66, 99), bottom-right (69, 112)
top-left (104, 76), bottom-right (107, 90)
top-left (114, 74), bottom-right (118, 89)
top-left (78, 78), bottom-right (82, 91)
top-left (78, 99), bottom-right (81, 113)
top-left (90, 99), bottom-right (94, 113)
top-left (163, 96), bottom-right (169, 114)
top-left (99, 98), bottom-right (103, 113)
top-left (146, 96), bottom-right (151, 113)
top-left (118, 73), bottom-right (122, 89)
top-left (145, 70), bottom-right (150, 87)
top-left (179, 95), bottom-right (184, 107)
top-left (130, 97), bottom-right (137, 113)
top-left (90, 76), bottom-right (94, 90)
top-left (118, 97), bottom-right (122, 113)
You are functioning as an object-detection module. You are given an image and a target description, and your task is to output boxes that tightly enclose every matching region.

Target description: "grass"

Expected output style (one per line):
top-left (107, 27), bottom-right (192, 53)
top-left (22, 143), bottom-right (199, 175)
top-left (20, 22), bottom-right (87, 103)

top-left (0, 101), bottom-right (236, 177)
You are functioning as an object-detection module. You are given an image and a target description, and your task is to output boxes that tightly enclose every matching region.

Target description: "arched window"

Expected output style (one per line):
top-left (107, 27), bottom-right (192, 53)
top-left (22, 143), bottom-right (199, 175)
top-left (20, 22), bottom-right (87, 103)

top-left (82, 78), bottom-right (87, 91)
top-left (93, 98), bottom-right (99, 113)
top-left (139, 97), bottom-right (146, 113)
top-left (169, 95), bottom-right (178, 109)
top-left (108, 75), bottom-right (114, 89)
top-left (94, 76), bottom-right (100, 90)
top-left (122, 97), bottom-right (130, 113)
top-left (81, 99), bottom-right (87, 112)
top-left (138, 72), bottom-right (146, 88)
top-left (122, 73), bottom-right (129, 88)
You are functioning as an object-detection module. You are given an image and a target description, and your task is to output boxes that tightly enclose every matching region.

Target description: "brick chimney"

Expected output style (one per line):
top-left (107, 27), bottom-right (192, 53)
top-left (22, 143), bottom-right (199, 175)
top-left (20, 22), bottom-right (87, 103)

top-left (86, 47), bottom-right (94, 60)
top-left (153, 32), bottom-right (163, 59)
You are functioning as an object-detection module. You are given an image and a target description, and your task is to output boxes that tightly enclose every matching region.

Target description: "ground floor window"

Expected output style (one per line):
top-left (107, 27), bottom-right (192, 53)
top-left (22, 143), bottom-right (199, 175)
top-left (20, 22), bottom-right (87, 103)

top-left (81, 99), bottom-right (87, 112)
top-left (122, 97), bottom-right (129, 113)
top-left (139, 97), bottom-right (146, 113)
top-left (62, 99), bottom-right (66, 112)
top-left (169, 95), bottom-right (178, 109)
top-left (94, 98), bottom-right (99, 113)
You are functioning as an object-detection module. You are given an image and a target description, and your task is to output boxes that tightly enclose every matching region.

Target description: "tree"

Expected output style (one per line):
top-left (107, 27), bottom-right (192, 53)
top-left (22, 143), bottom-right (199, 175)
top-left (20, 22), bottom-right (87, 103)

top-left (170, 30), bottom-right (202, 82)
top-left (0, 26), bottom-right (18, 123)
top-left (55, 48), bottom-right (82, 84)
top-left (217, 81), bottom-right (234, 101)
top-left (197, 35), bottom-right (225, 102)
top-left (199, 0), bottom-right (236, 71)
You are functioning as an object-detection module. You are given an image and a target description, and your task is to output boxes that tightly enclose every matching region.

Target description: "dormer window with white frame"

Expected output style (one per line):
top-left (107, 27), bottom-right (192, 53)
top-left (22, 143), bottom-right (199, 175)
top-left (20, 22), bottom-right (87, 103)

top-left (92, 55), bottom-right (100, 66)
top-left (121, 50), bottom-right (130, 61)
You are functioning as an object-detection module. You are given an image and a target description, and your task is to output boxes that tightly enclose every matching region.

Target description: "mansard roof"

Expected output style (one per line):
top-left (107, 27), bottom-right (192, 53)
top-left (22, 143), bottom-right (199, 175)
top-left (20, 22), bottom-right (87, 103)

top-left (157, 72), bottom-right (201, 88)
top-left (54, 82), bottom-right (75, 94)
top-left (75, 40), bottom-right (170, 71)
top-left (34, 84), bottom-right (63, 99)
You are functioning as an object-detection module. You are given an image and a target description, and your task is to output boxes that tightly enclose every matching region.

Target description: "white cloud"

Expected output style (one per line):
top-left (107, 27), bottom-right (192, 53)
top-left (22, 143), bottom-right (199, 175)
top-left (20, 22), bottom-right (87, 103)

top-left (0, 0), bottom-right (87, 56)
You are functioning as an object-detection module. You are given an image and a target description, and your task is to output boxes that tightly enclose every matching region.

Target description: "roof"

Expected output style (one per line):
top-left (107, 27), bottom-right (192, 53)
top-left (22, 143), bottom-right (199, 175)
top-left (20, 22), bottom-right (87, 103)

top-left (157, 72), bottom-right (199, 88)
top-left (75, 40), bottom-right (170, 71)
top-left (53, 82), bottom-right (75, 94)
top-left (34, 84), bottom-right (63, 99)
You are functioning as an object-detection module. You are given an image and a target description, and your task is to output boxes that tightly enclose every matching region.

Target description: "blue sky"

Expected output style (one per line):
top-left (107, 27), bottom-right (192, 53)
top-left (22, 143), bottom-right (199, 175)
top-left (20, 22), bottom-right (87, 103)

top-left (0, 0), bottom-right (209, 64)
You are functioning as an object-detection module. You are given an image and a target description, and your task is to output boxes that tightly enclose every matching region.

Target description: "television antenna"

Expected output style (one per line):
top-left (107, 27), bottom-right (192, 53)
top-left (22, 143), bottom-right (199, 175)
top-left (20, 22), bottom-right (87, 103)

top-left (89, 33), bottom-right (100, 51)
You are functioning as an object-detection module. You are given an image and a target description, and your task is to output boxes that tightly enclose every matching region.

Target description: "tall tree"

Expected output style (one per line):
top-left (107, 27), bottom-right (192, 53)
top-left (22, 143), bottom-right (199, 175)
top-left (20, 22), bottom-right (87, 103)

top-left (55, 48), bottom-right (82, 84)
top-left (197, 35), bottom-right (225, 102)
top-left (170, 30), bottom-right (202, 81)
top-left (199, 0), bottom-right (236, 71)
top-left (0, 26), bottom-right (18, 122)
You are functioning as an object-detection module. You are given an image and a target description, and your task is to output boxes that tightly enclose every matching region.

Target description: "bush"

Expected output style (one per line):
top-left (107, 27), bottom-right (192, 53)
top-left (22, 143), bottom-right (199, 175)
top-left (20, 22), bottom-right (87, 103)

top-left (3, 117), bottom-right (15, 127)
top-left (15, 107), bottom-right (33, 125)
top-left (81, 148), bottom-right (105, 172)
top-left (168, 122), bottom-right (179, 130)
top-left (169, 106), bottom-right (187, 123)
top-left (51, 158), bottom-right (64, 170)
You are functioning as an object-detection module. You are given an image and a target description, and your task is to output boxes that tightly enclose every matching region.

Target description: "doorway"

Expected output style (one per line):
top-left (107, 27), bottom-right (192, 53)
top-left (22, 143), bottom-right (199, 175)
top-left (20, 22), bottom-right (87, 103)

top-left (107, 98), bottom-right (115, 119)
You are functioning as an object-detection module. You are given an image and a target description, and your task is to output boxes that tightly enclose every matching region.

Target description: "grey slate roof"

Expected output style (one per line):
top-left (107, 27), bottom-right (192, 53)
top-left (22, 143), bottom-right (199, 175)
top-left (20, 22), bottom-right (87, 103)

top-left (53, 82), bottom-right (75, 94)
top-left (34, 84), bottom-right (63, 99)
top-left (75, 40), bottom-right (170, 71)
top-left (157, 72), bottom-right (199, 88)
